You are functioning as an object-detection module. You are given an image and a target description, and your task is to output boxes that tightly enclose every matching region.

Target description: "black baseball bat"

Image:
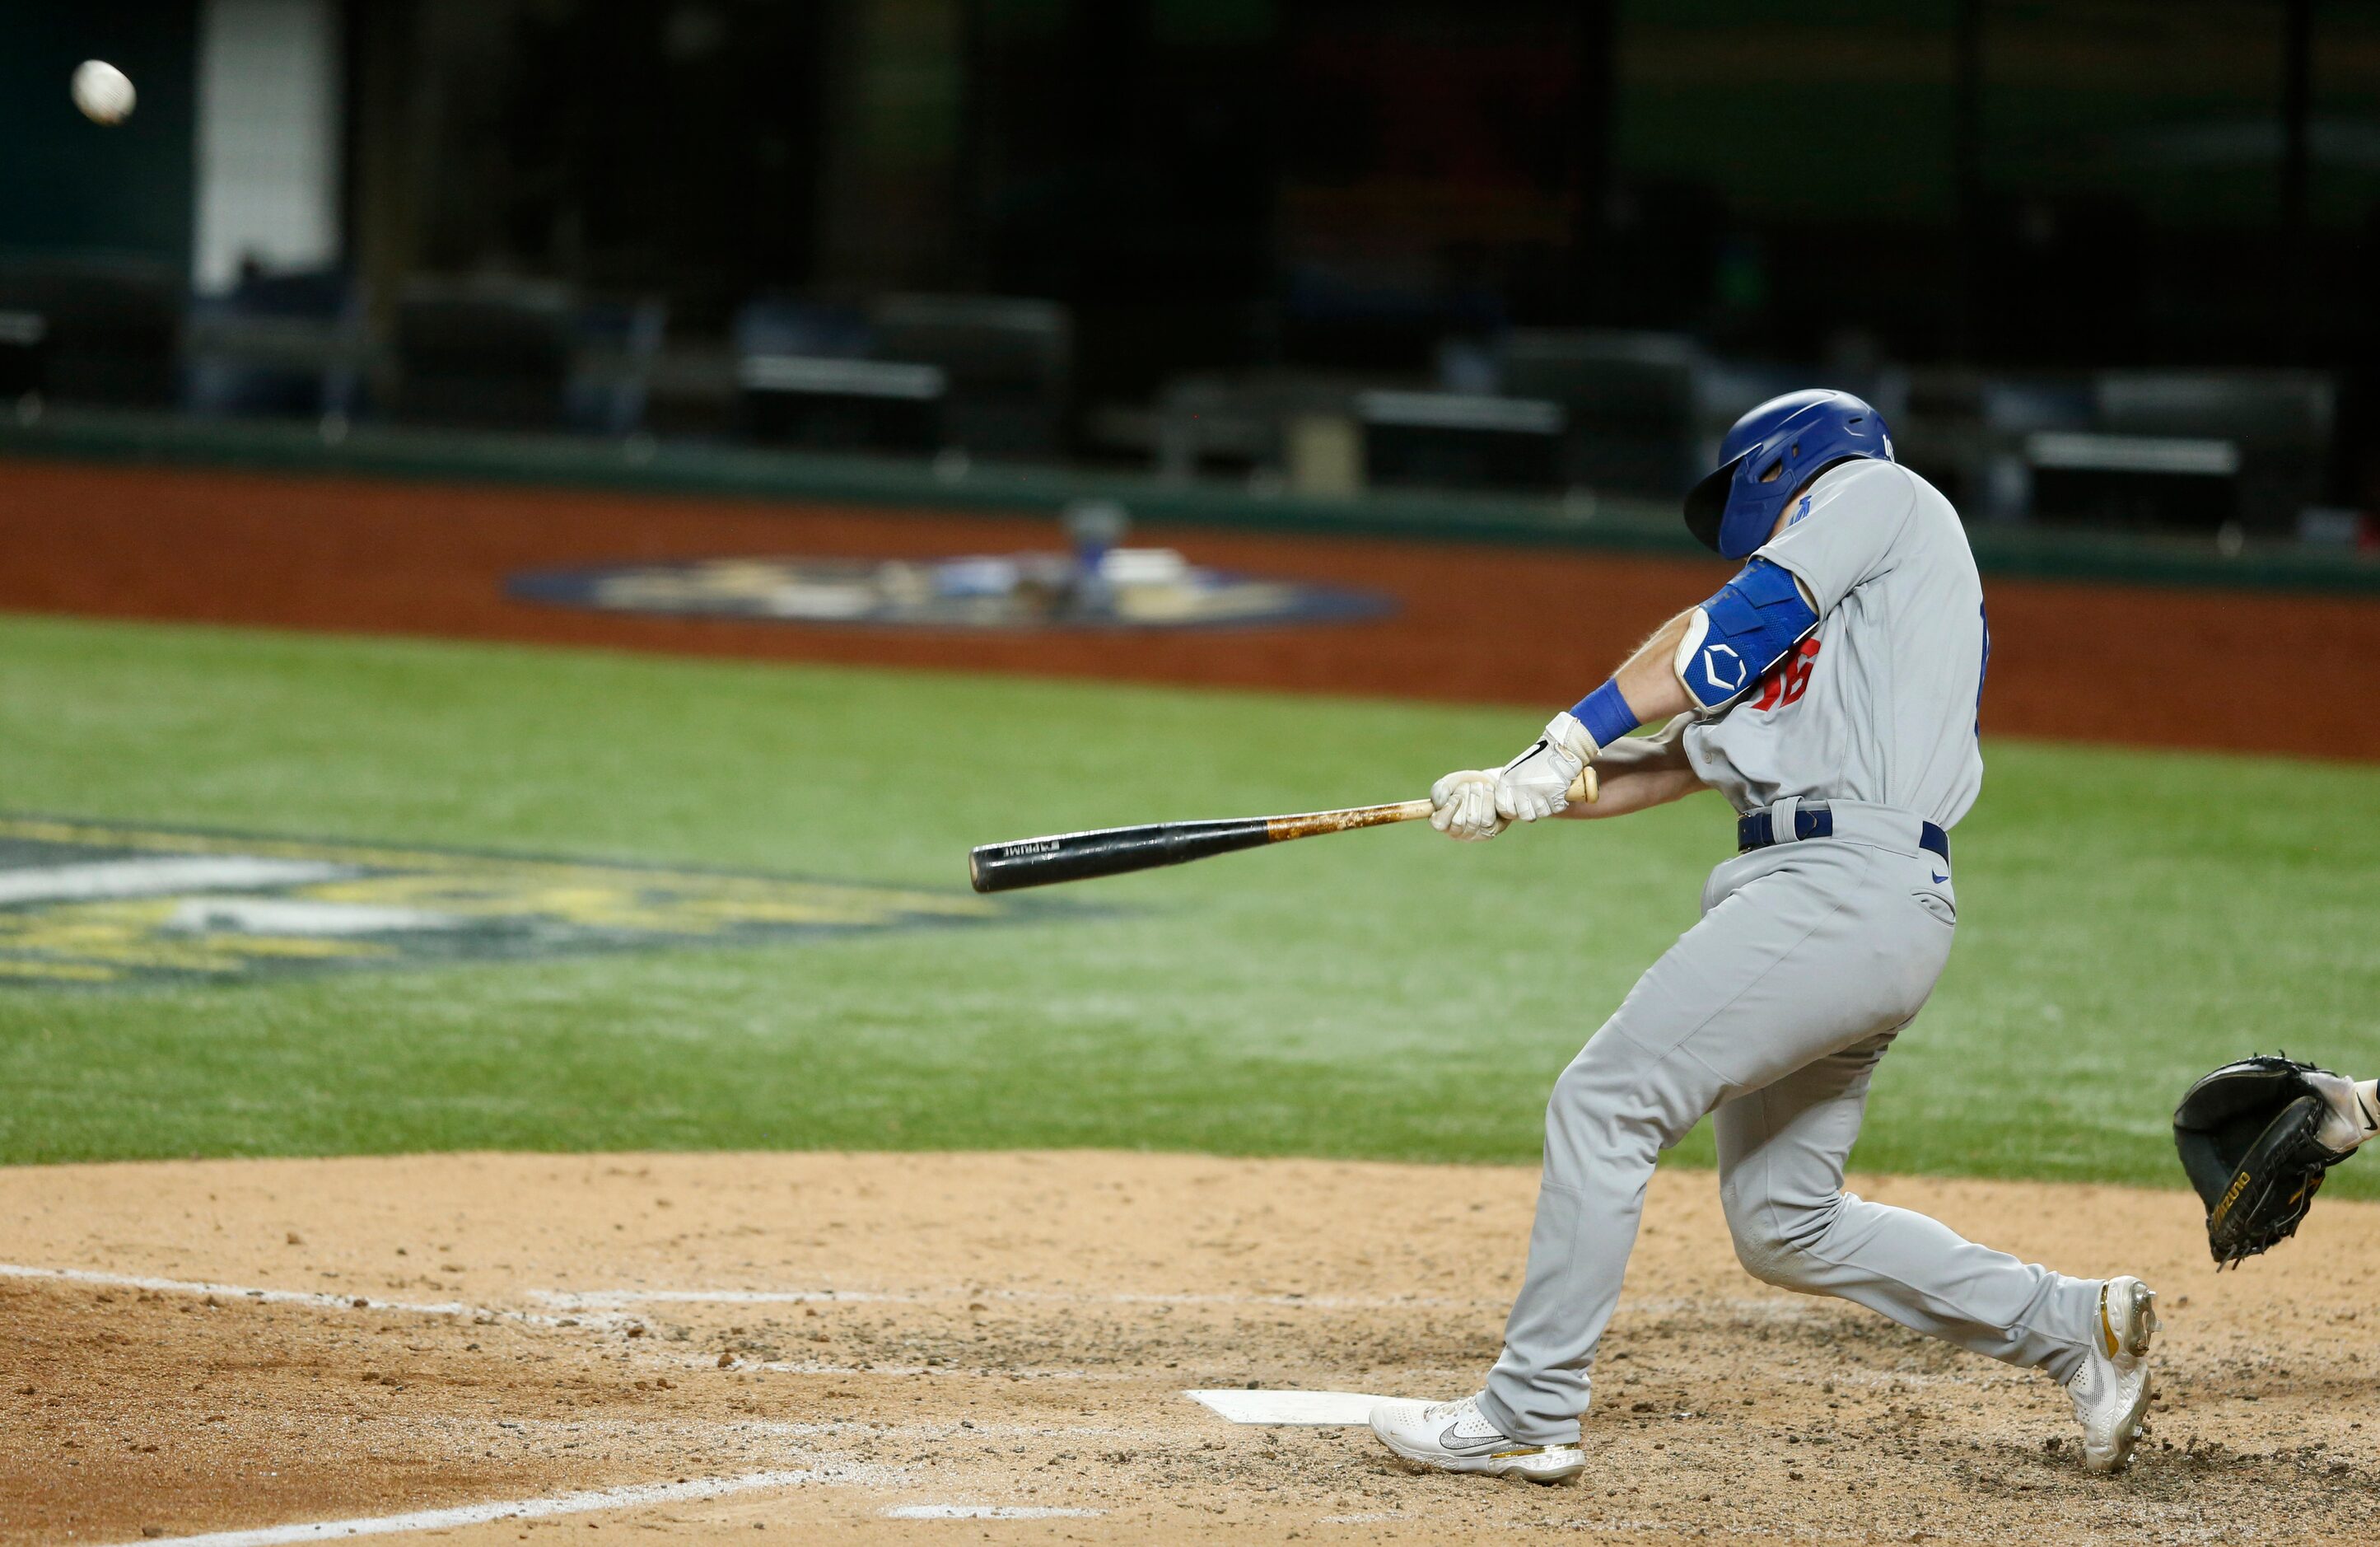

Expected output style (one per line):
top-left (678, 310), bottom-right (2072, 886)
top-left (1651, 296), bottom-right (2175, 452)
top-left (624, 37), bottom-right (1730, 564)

top-left (965, 769), bottom-right (1594, 894)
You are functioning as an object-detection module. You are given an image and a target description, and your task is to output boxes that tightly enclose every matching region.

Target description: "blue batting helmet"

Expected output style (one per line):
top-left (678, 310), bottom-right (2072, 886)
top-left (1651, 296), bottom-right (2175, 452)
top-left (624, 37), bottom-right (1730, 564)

top-left (1684, 389), bottom-right (1894, 559)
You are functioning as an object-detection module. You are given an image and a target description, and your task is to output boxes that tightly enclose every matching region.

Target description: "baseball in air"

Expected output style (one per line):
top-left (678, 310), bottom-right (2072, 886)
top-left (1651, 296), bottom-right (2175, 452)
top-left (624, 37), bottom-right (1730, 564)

top-left (72, 60), bottom-right (137, 125)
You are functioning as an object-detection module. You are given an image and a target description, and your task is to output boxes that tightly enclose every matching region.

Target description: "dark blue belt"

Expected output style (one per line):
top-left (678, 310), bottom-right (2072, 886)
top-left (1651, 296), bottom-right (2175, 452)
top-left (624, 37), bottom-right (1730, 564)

top-left (1736, 801), bottom-right (1948, 862)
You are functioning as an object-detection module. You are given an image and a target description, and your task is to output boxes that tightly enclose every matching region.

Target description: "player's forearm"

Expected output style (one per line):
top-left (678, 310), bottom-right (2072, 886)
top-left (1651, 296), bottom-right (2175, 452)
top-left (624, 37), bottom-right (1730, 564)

top-left (1559, 610), bottom-right (1698, 758)
top-left (1608, 611), bottom-right (1699, 727)
top-left (1454, 577), bottom-right (1799, 837)
top-left (1555, 713), bottom-right (1702, 819)
top-left (1556, 763), bottom-right (1705, 820)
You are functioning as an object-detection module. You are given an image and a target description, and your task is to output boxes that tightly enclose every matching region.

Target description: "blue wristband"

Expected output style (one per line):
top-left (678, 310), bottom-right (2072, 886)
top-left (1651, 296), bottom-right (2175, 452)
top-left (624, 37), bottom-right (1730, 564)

top-left (1569, 680), bottom-right (1640, 750)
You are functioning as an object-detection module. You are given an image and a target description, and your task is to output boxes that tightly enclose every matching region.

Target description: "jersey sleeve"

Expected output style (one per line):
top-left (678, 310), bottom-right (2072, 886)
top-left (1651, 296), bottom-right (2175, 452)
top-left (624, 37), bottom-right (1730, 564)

top-left (1752, 462), bottom-right (1917, 616)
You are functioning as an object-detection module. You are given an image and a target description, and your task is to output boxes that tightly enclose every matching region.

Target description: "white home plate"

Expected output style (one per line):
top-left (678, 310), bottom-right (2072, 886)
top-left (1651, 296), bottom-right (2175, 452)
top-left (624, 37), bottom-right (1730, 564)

top-left (1184, 1389), bottom-right (1390, 1425)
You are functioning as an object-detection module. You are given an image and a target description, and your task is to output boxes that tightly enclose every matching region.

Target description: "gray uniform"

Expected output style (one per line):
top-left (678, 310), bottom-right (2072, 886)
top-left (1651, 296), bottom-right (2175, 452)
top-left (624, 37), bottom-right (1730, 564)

top-left (1478, 459), bottom-right (2103, 1447)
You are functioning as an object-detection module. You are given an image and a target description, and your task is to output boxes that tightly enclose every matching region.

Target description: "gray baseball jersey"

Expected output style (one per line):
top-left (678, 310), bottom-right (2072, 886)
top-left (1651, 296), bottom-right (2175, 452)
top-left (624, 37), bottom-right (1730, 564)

top-left (1472, 456), bottom-right (2107, 1448)
top-left (1682, 459), bottom-right (1987, 829)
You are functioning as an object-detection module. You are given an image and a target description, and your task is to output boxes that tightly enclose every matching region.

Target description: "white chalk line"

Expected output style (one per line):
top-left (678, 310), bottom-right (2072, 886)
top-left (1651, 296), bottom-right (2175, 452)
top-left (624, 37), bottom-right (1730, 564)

top-left (735, 1359), bottom-right (1136, 1381)
top-left (535, 1285), bottom-right (1500, 1312)
top-left (13, 1264), bottom-right (1362, 1544)
top-left (6, 1263), bottom-right (1853, 1341)
top-left (544, 1288), bottom-right (913, 1306)
top-left (887, 1505), bottom-right (1105, 1520)
top-left (0, 1263), bottom-right (1136, 1382)
top-left (0, 1263), bottom-right (532, 1323)
top-left (432, 1415), bottom-right (1173, 1451)
top-left (91, 1465), bottom-right (893, 1547)
top-left (0, 1262), bottom-right (586, 1325)
top-left (541, 1285), bottom-right (1870, 1341)
top-left (2, 1263), bottom-right (1498, 1320)
top-left (682, 1417), bottom-right (1171, 1443)
top-left (1, 1264), bottom-right (1180, 1438)
top-left (543, 1288), bottom-right (1876, 1320)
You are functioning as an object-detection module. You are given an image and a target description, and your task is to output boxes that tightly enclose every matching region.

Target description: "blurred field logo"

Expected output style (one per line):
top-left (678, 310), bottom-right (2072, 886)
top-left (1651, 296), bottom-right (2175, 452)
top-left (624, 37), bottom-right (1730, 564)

top-left (0, 817), bottom-right (1003, 988)
top-left (507, 549), bottom-right (1393, 631)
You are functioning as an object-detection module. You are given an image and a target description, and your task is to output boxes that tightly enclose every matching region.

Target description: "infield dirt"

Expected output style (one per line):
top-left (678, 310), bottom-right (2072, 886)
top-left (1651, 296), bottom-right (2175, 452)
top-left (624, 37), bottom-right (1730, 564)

top-left (4, 1152), bottom-right (2374, 1545)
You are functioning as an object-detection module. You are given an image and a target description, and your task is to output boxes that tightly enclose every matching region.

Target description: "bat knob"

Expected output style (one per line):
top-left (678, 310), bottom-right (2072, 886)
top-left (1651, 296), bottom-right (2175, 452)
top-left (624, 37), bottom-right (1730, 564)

top-left (1566, 766), bottom-right (1599, 805)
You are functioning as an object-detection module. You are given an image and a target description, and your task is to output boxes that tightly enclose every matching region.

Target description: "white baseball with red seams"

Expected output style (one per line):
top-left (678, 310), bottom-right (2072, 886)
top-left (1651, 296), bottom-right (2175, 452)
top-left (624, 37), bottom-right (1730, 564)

top-left (71, 59), bottom-right (137, 124)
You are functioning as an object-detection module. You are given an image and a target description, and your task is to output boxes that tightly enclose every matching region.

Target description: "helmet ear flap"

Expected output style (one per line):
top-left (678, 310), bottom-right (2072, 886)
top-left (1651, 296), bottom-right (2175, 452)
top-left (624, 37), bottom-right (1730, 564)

top-left (1684, 457), bottom-right (1739, 554)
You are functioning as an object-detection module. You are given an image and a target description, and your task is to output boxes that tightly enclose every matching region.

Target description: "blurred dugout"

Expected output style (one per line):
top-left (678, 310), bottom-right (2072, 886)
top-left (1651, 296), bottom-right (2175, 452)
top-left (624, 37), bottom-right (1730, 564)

top-left (1, 0), bottom-right (2375, 543)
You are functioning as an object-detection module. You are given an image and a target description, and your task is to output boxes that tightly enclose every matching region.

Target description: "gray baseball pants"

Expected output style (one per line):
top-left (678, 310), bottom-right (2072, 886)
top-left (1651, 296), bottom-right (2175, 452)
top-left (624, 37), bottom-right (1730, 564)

top-left (1478, 809), bottom-right (2104, 1446)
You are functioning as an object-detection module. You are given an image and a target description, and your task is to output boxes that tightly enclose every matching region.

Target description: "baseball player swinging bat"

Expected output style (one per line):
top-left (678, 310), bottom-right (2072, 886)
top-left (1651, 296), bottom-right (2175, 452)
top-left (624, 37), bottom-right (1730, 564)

top-left (968, 770), bottom-right (1597, 893)
top-left (1356, 389), bottom-right (2158, 1487)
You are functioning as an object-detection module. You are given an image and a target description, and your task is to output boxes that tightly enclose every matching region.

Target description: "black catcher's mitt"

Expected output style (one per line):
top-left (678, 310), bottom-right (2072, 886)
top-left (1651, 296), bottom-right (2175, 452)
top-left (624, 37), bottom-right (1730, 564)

top-left (2173, 1055), bottom-right (2358, 1266)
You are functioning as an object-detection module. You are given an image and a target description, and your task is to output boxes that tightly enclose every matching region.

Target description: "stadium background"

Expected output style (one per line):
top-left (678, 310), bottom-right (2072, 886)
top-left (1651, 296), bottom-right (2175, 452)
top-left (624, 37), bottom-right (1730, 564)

top-left (3, 2), bottom-right (2379, 1544)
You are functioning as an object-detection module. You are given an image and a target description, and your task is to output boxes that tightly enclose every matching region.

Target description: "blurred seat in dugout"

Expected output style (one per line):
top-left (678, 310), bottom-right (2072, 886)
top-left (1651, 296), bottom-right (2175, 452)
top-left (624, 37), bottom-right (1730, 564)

top-left (1500, 329), bottom-right (1707, 500)
top-left (0, 255), bottom-right (183, 409)
top-left (1356, 387), bottom-right (1565, 495)
top-left (733, 297), bottom-right (939, 456)
top-left (1130, 364), bottom-right (1567, 502)
top-left (0, 307), bottom-right (44, 404)
top-left (873, 294), bottom-right (1071, 460)
top-left (181, 258), bottom-right (369, 423)
top-left (389, 274), bottom-right (665, 437)
top-left (734, 293), bottom-right (1071, 462)
top-left (389, 275), bottom-right (572, 432)
top-left (1951, 370), bottom-right (2338, 538)
top-left (2088, 371), bottom-right (2336, 535)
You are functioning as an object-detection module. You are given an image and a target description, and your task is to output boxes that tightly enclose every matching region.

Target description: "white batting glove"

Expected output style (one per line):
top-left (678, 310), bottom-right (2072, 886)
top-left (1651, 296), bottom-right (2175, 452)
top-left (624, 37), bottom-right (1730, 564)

top-left (1494, 712), bottom-right (1600, 823)
top-left (1430, 769), bottom-right (1506, 841)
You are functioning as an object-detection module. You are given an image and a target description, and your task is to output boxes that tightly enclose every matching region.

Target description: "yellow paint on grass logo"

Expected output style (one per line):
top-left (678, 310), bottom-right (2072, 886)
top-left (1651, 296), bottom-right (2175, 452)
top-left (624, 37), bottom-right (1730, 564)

top-left (0, 816), bottom-right (1002, 988)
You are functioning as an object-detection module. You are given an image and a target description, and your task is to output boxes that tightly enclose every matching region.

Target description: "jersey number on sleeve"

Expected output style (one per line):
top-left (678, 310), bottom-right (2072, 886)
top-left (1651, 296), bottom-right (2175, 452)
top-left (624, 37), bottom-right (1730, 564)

top-left (1752, 638), bottom-right (1821, 713)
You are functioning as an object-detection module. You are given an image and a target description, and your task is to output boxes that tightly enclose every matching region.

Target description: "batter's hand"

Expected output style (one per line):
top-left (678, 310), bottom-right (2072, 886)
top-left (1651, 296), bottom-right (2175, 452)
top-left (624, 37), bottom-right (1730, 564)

top-left (1495, 712), bottom-right (1599, 823)
top-left (1430, 769), bottom-right (1506, 841)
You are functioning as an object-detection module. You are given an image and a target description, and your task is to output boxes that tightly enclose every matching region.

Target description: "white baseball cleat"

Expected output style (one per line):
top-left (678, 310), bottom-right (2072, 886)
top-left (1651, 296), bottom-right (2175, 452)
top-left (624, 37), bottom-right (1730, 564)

top-left (1368, 1393), bottom-right (1584, 1484)
top-left (2065, 1275), bottom-right (2158, 1474)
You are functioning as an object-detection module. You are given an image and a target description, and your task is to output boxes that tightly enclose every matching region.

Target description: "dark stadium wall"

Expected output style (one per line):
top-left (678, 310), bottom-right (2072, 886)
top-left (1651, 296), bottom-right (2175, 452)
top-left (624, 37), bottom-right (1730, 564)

top-left (0, 2), bottom-right (200, 268)
top-left (347, 0), bottom-right (836, 332)
top-left (1607, 0), bottom-right (2380, 367)
top-left (139, 0), bottom-right (2380, 399)
top-left (813, 0), bottom-right (967, 294)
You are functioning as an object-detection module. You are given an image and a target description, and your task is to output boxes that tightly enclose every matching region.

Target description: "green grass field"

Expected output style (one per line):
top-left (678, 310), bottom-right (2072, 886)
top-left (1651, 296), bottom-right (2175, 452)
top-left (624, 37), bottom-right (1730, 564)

top-left (2, 610), bottom-right (2376, 1191)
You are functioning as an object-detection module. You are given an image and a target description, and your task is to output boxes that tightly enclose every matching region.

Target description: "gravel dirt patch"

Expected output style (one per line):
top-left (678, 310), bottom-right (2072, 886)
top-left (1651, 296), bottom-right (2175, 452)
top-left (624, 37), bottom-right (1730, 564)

top-left (2, 1152), bottom-right (2373, 1545)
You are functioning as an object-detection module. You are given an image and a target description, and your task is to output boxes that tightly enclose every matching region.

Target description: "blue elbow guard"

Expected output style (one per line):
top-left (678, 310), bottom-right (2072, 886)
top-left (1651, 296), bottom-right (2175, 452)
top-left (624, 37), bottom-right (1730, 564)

top-left (1674, 559), bottom-right (1819, 709)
